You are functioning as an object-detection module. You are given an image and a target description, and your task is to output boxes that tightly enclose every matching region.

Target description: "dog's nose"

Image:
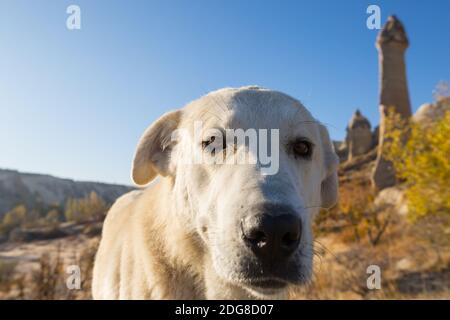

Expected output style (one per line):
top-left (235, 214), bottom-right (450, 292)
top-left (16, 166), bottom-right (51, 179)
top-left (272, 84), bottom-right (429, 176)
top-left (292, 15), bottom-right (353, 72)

top-left (241, 214), bottom-right (302, 260)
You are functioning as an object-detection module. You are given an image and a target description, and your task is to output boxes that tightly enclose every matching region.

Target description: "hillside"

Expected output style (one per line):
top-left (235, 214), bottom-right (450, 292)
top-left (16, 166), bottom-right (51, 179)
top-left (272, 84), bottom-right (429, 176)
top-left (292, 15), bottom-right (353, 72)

top-left (0, 169), bottom-right (133, 216)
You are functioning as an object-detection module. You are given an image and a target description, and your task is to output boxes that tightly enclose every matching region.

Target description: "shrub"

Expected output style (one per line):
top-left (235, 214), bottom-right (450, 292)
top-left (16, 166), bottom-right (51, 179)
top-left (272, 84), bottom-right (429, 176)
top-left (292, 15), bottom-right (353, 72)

top-left (383, 108), bottom-right (450, 223)
top-left (64, 192), bottom-right (108, 222)
top-left (0, 260), bottom-right (17, 290)
top-left (0, 205), bottom-right (27, 237)
top-left (338, 182), bottom-right (391, 246)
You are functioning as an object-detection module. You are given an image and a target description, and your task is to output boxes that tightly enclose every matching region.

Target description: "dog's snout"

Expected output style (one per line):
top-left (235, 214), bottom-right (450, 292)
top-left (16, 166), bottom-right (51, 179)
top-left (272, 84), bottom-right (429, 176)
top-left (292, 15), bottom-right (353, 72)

top-left (241, 213), bottom-right (302, 261)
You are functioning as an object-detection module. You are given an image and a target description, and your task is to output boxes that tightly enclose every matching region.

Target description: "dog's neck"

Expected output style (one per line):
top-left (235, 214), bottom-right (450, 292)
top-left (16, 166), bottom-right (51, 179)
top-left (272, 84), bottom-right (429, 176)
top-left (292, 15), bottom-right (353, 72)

top-left (149, 177), bottom-right (207, 298)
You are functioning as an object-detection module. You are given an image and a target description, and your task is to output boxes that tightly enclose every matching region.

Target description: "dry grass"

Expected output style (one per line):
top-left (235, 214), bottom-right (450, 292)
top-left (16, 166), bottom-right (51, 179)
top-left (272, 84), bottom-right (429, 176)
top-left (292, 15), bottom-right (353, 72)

top-left (0, 239), bottom-right (98, 300)
top-left (292, 228), bottom-right (449, 299)
top-left (292, 173), bottom-right (450, 300)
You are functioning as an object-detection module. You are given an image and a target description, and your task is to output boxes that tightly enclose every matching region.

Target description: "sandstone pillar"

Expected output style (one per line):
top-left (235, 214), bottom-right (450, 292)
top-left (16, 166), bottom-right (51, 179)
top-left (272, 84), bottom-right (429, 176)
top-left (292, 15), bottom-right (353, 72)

top-left (372, 16), bottom-right (412, 190)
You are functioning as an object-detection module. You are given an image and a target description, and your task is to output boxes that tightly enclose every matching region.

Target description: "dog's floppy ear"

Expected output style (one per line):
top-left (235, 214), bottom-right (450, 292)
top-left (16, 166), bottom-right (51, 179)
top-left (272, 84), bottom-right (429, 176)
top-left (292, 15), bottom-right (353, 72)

top-left (132, 110), bottom-right (182, 186)
top-left (319, 124), bottom-right (339, 209)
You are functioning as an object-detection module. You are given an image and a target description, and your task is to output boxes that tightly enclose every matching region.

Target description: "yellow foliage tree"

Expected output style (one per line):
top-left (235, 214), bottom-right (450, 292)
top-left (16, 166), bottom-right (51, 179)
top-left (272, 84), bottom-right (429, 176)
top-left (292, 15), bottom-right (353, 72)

top-left (64, 192), bottom-right (108, 222)
top-left (383, 108), bottom-right (450, 222)
top-left (0, 205), bottom-right (27, 235)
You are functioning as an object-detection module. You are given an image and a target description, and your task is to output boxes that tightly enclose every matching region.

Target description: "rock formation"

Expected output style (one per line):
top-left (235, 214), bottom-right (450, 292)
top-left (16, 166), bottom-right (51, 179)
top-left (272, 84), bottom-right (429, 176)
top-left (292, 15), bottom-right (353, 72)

top-left (346, 110), bottom-right (373, 160)
top-left (414, 96), bottom-right (450, 124)
top-left (334, 110), bottom-right (378, 162)
top-left (372, 16), bottom-right (412, 190)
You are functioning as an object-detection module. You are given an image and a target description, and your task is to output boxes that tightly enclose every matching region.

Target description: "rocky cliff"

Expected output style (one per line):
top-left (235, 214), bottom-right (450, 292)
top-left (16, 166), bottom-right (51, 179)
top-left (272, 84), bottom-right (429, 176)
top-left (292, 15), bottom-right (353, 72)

top-left (0, 168), bottom-right (133, 216)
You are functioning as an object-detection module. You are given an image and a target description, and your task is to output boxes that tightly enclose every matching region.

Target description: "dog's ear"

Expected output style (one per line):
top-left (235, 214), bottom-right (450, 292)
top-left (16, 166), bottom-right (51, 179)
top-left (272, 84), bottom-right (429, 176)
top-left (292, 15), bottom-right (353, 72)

top-left (319, 124), bottom-right (339, 209)
top-left (132, 110), bottom-right (182, 186)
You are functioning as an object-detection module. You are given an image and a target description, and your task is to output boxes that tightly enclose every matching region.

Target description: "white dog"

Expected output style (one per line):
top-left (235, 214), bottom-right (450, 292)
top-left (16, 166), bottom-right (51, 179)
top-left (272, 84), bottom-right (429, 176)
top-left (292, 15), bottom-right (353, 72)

top-left (92, 86), bottom-right (338, 299)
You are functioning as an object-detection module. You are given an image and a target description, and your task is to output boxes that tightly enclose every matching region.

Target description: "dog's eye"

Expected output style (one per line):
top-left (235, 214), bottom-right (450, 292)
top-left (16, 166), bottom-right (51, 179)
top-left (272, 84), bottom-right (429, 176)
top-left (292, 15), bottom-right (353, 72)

top-left (291, 139), bottom-right (313, 158)
top-left (202, 136), bottom-right (216, 149)
top-left (202, 135), bottom-right (226, 151)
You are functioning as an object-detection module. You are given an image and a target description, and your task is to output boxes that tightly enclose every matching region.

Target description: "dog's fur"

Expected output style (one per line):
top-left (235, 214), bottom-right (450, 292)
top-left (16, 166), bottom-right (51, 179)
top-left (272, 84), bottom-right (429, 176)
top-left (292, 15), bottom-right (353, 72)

top-left (92, 86), bottom-right (338, 299)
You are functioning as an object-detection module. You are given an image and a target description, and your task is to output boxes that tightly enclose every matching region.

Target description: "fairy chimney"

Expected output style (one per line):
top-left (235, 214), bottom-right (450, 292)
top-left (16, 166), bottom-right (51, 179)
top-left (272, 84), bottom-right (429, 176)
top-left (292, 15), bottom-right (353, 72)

top-left (372, 16), bottom-right (412, 190)
top-left (346, 109), bottom-right (373, 160)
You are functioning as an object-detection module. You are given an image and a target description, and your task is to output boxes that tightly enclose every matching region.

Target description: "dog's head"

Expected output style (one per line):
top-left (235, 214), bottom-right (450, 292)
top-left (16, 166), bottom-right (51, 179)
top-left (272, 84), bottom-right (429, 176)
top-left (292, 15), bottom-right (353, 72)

top-left (132, 86), bottom-right (338, 298)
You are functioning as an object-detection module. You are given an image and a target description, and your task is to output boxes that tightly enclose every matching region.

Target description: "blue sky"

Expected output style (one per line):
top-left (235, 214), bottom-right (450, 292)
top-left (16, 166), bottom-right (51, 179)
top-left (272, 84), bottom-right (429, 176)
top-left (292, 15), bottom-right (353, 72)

top-left (0, 0), bottom-right (449, 185)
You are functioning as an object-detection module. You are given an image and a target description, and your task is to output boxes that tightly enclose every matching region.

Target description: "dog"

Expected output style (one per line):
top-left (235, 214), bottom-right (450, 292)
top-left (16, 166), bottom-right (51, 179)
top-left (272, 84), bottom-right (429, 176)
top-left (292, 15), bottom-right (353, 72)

top-left (92, 86), bottom-right (339, 299)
